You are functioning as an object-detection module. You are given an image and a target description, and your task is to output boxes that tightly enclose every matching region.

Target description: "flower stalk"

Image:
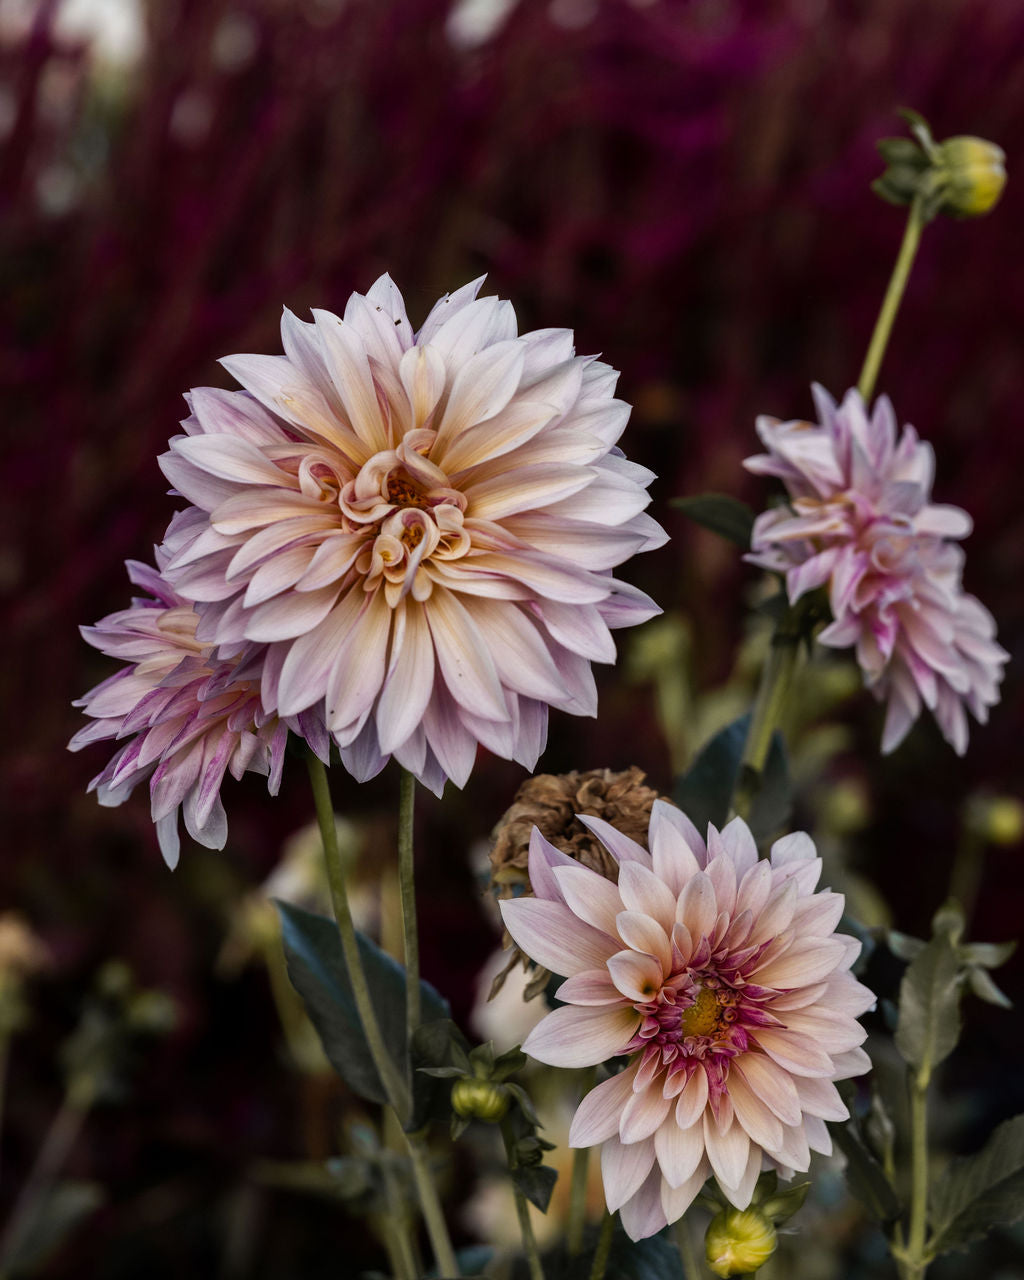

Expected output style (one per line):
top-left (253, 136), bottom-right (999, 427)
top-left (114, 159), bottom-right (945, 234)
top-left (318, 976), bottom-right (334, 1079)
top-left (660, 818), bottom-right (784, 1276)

top-left (589, 1212), bottom-right (616, 1280)
top-left (734, 627), bottom-right (800, 818)
top-left (857, 196), bottom-right (926, 404)
top-left (500, 1117), bottom-right (545, 1280)
top-left (397, 768), bottom-right (421, 1054)
top-left (567, 1066), bottom-right (596, 1256)
top-left (901, 1074), bottom-right (932, 1280)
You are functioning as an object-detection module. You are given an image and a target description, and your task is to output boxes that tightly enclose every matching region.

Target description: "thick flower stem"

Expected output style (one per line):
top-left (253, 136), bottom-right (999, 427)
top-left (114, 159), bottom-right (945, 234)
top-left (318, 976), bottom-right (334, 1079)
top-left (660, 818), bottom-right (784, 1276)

top-left (500, 1118), bottom-right (544, 1280)
top-left (589, 1212), bottom-right (615, 1280)
top-left (404, 1129), bottom-right (461, 1279)
top-left (397, 768), bottom-right (421, 1055)
top-left (673, 1215), bottom-right (703, 1279)
top-left (734, 630), bottom-right (800, 820)
top-left (901, 1073), bottom-right (932, 1280)
top-left (857, 197), bottom-right (926, 404)
top-left (306, 751), bottom-right (412, 1121)
top-left (567, 1067), bottom-right (596, 1257)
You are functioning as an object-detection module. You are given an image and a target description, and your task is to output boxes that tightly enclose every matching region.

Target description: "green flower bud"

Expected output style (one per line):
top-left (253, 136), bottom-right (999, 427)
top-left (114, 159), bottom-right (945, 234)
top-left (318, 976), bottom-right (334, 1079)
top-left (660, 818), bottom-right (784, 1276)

top-left (937, 136), bottom-right (1007, 217)
top-left (450, 1076), bottom-right (511, 1123)
top-left (705, 1207), bottom-right (777, 1278)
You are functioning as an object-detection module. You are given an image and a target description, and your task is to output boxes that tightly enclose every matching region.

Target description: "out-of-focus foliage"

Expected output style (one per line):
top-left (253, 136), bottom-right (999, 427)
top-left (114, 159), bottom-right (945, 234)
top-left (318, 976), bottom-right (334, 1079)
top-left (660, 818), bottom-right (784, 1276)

top-left (2, 0), bottom-right (1023, 1275)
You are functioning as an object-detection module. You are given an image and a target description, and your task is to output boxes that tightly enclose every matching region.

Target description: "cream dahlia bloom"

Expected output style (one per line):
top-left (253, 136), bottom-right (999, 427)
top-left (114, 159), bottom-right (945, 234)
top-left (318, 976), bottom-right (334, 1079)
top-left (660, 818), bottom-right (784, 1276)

top-left (500, 802), bottom-right (873, 1241)
top-left (158, 275), bottom-right (664, 793)
top-left (745, 386), bottom-right (1007, 754)
top-left (70, 556), bottom-right (328, 867)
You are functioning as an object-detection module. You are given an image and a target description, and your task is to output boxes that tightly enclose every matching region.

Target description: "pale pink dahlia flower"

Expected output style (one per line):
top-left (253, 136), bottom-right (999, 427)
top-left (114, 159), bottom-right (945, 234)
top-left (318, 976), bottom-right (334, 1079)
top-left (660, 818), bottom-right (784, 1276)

top-left (70, 557), bottom-right (328, 867)
top-left (500, 802), bottom-right (873, 1241)
top-left (158, 275), bottom-right (665, 794)
top-left (745, 386), bottom-right (1007, 754)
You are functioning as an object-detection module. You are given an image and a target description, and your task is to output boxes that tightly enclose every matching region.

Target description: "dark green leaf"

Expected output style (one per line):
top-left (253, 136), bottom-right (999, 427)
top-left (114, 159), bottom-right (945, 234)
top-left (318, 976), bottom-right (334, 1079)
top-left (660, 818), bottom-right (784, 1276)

top-left (674, 713), bottom-right (790, 841)
top-left (674, 715), bottom-right (749, 831)
top-left (930, 1115), bottom-right (1024, 1253)
top-left (670, 494), bottom-right (755, 548)
top-left (411, 1017), bottom-right (471, 1130)
top-left (511, 1163), bottom-right (558, 1212)
top-left (894, 928), bottom-right (961, 1078)
top-left (877, 137), bottom-right (927, 166)
top-left (605, 1223), bottom-right (686, 1280)
top-left (829, 1121), bottom-right (901, 1224)
top-left (277, 902), bottom-right (448, 1109)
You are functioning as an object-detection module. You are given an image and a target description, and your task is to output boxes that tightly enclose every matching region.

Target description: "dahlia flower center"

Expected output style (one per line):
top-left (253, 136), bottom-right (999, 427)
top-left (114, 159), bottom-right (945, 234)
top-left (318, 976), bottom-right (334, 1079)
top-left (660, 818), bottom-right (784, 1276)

top-left (678, 986), bottom-right (724, 1038)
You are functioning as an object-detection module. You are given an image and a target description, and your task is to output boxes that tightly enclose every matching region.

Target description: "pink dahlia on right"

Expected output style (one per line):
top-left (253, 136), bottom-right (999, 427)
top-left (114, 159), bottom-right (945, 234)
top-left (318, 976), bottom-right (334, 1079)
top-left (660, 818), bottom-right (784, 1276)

top-left (500, 803), bottom-right (873, 1241)
top-left (745, 385), bottom-right (1007, 754)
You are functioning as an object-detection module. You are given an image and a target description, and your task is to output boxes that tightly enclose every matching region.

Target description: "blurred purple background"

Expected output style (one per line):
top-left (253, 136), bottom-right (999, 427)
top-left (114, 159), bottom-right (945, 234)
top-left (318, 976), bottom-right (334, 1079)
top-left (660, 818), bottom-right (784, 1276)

top-left (1, 0), bottom-right (1023, 1274)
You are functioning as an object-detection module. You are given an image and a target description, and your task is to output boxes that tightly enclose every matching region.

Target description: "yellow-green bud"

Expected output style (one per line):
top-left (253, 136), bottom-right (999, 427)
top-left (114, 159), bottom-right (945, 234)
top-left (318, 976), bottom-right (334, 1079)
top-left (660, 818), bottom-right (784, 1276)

top-left (937, 136), bottom-right (1006, 217)
top-left (705, 1207), bottom-right (777, 1278)
top-left (450, 1077), bottom-right (511, 1123)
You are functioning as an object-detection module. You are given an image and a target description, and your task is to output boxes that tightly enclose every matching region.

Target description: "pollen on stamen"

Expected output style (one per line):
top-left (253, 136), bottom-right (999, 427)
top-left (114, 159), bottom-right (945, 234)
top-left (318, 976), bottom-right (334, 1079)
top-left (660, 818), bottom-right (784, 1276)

top-left (386, 473), bottom-right (426, 509)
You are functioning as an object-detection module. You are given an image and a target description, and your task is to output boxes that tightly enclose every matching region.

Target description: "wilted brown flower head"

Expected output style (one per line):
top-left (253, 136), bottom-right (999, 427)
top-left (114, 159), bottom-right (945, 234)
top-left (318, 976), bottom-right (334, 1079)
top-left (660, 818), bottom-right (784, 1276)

top-left (488, 767), bottom-right (665, 998)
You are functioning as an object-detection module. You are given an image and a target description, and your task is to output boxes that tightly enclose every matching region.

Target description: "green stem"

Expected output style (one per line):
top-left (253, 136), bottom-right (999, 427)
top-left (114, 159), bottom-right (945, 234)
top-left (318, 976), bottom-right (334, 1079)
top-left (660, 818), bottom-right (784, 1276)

top-left (733, 632), bottom-right (800, 820)
top-left (902, 1073), bottom-right (931, 1280)
top-left (305, 751), bottom-right (412, 1121)
top-left (405, 1130), bottom-right (460, 1278)
top-left (500, 1119), bottom-right (544, 1280)
top-left (857, 198), bottom-right (926, 403)
top-left (0, 1077), bottom-right (93, 1269)
top-left (397, 768), bottom-right (421, 1053)
top-left (567, 1068), bottom-right (596, 1257)
top-left (589, 1212), bottom-right (615, 1280)
top-left (673, 1214), bottom-right (703, 1279)
top-left (0, 1029), bottom-right (8, 1186)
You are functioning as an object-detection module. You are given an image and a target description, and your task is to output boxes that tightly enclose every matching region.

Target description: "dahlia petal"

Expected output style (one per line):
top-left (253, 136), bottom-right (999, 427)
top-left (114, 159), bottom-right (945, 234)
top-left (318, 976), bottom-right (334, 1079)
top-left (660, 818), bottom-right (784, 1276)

top-left (276, 590), bottom-right (365, 716)
top-left (578, 814), bottom-right (652, 867)
top-left (463, 600), bottom-right (567, 703)
top-left (794, 1076), bottom-right (848, 1122)
top-left (733, 1055), bottom-right (802, 1126)
top-left (500, 898), bottom-right (619, 977)
top-left (724, 1067), bottom-right (784, 1151)
top-left (424, 587), bottom-right (509, 723)
top-left (745, 880), bottom-right (798, 947)
top-left (615, 911), bottom-right (672, 974)
top-left (325, 589), bottom-right (392, 730)
top-left (440, 398), bottom-right (557, 473)
top-left (160, 449), bottom-right (246, 510)
top-left (245, 584), bottom-right (340, 644)
top-left (569, 1066), bottom-right (640, 1147)
top-left (421, 687), bottom-right (478, 788)
top-left (557, 969), bottom-right (624, 1006)
top-left (659, 1158), bottom-right (712, 1226)
top-left (526, 828), bottom-right (578, 903)
top-left (703, 1114), bottom-right (751, 1193)
top-left (425, 295), bottom-right (517, 366)
top-left (620, 1085), bottom-right (673, 1144)
top-left (312, 310), bottom-right (390, 454)
top-left (546, 468), bottom-right (653, 525)
top-left (619, 1165), bottom-right (669, 1242)
top-left (650, 807), bottom-right (705, 894)
top-left (522, 1004), bottom-right (640, 1069)
top-left (676, 871), bottom-right (718, 941)
top-left (554, 865), bottom-right (625, 936)
top-left (607, 950), bottom-right (665, 1003)
top-left (189, 385), bottom-right (285, 445)
top-left (752, 936), bottom-right (847, 988)
top-left (433, 338), bottom-right (525, 452)
top-left (171, 432), bottom-right (296, 490)
top-left (503, 513), bottom-right (653, 571)
top-left (337, 718), bottom-right (389, 785)
top-left (155, 812), bottom-right (181, 869)
top-left (654, 1115), bottom-right (706, 1187)
top-left (617, 862), bottom-right (677, 935)
top-left (830, 1046), bottom-right (872, 1078)
top-left (601, 1135), bottom-right (657, 1213)
top-left (375, 603), bottom-right (435, 753)
top-left (804, 1114), bottom-right (833, 1156)
top-left (673, 1065), bottom-right (710, 1129)
top-left (751, 1027), bottom-right (836, 1078)
top-left (537, 601), bottom-right (617, 664)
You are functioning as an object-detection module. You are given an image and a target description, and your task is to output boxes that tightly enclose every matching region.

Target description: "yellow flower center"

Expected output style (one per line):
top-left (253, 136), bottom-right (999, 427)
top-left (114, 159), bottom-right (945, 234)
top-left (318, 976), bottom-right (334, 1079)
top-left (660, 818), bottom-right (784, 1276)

top-left (679, 987), bottom-right (722, 1038)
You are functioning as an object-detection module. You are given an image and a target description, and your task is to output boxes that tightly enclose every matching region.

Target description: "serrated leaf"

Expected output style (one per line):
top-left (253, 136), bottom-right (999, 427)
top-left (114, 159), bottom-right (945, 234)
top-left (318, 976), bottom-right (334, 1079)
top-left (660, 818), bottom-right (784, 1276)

top-left (277, 901), bottom-right (448, 1111)
top-left (829, 1121), bottom-right (902, 1224)
top-left (670, 493), bottom-right (755, 548)
top-left (930, 1115), bottom-right (1024, 1253)
top-left (511, 1163), bottom-right (558, 1212)
top-left (894, 928), bottom-right (961, 1080)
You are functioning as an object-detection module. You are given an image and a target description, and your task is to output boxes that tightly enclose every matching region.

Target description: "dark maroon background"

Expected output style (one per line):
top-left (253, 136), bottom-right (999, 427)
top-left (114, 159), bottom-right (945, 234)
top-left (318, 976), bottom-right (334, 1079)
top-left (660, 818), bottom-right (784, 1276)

top-left (1, 0), bottom-right (1022, 1275)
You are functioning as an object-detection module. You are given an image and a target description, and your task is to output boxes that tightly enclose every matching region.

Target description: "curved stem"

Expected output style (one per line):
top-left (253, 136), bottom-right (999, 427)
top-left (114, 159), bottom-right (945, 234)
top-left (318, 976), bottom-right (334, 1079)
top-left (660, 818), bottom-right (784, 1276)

top-left (405, 1130), bottom-right (460, 1278)
top-left (902, 1073), bottom-right (931, 1280)
top-left (305, 751), bottom-right (411, 1122)
top-left (500, 1118), bottom-right (544, 1280)
top-left (567, 1068), bottom-right (596, 1257)
top-left (397, 768), bottom-right (421, 1051)
top-left (733, 633), bottom-right (799, 820)
top-left (857, 198), bottom-right (926, 403)
top-left (589, 1212), bottom-right (615, 1280)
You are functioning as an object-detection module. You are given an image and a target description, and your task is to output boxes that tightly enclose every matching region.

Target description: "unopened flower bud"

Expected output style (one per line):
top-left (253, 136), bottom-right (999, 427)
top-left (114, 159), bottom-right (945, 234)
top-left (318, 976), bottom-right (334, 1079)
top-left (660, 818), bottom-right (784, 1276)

top-left (705, 1207), bottom-right (777, 1278)
top-left (450, 1077), bottom-right (510, 1123)
top-left (937, 136), bottom-right (1006, 217)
